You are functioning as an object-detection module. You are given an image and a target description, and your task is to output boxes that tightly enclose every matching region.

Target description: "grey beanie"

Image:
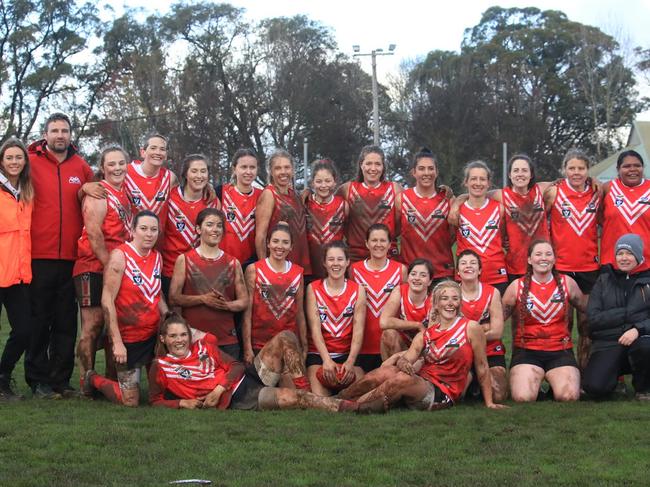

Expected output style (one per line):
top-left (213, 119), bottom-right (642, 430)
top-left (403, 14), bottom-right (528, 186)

top-left (615, 233), bottom-right (644, 265)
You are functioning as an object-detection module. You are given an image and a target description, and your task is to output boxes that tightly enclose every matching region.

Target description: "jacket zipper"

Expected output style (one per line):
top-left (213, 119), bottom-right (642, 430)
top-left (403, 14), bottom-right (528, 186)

top-left (58, 164), bottom-right (63, 258)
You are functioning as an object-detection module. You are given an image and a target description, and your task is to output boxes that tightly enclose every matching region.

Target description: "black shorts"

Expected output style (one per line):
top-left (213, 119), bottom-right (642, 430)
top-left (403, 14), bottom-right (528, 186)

top-left (161, 275), bottom-right (172, 301)
top-left (488, 354), bottom-right (507, 368)
top-left (492, 281), bottom-right (509, 296)
top-left (230, 370), bottom-right (265, 410)
top-left (355, 354), bottom-right (382, 373)
top-left (559, 270), bottom-right (599, 295)
top-left (73, 272), bottom-right (103, 307)
top-left (124, 335), bottom-right (156, 369)
top-left (306, 353), bottom-right (349, 367)
top-left (510, 347), bottom-right (577, 372)
top-left (507, 274), bottom-right (523, 285)
top-left (219, 343), bottom-right (242, 362)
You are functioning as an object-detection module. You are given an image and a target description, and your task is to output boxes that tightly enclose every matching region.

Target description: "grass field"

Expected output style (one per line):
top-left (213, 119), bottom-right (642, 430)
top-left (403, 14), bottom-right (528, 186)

top-left (1, 319), bottom-right (649, 486)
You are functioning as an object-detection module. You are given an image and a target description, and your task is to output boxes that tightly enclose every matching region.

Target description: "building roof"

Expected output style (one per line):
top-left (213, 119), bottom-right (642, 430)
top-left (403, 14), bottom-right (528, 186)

top-left (590, 121), bottom-right (650, 181)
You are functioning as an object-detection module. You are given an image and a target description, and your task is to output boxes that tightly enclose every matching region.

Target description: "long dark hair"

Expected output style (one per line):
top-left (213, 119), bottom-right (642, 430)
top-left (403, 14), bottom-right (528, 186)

top-left (156, 311), bottom-right (192, 356)
top-left (0, 137), bottom-right (33, 203)
top-left (180, 154), bottom-right (211, 200)
top-left (355, 145), bottom-right (386, 182)
top-left (507, 154), bottom-right (536, 190)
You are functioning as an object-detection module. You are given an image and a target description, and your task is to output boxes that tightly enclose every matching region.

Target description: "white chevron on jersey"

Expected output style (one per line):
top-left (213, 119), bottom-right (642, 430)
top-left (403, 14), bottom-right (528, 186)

top-left (503, 186), bottom-right (544, 235)
top-left (522, 278), bottom-right (567, 324)
top-left (159, 340), bottom-right (217, 381)
top-left (352, 265), bottom-right (401, 318)
top-left (401, 191), bottom-right (448, 241)
top-left (308, 198), bottom-right (346, 245)
top-left (609, 179), bottom-right (650, 226)
top-left (106, 190), bottom-right (132, 237)
top-left (459, 203), bottom-right (500, 254)
top-left (123, 243), bottom-right (161, 304)
top-left (314, 287), bottom-right (358, 337)
top-left (223, 189), bottom-right (256, 242)
top-left (125, 168), bottom-right (171, 215)
top-left (349, 183), bottom-right (394, 226)
top-left (423, 317), bottom-right (466, 364)
top-left (554, 186), bottom-right (598, 237)
top-left (257, 265), bottom-right (302, 321)
top-left (185, 253), bottom-right (235, 291)
top-left (167, 195), bottom-right (199, 247)
top-left (461, 283), bottom-right (490, 322)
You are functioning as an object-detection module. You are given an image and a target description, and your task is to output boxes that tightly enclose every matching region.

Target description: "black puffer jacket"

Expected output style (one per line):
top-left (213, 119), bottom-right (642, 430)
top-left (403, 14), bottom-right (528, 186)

top-left (587, 266), bottom-right (650, 342)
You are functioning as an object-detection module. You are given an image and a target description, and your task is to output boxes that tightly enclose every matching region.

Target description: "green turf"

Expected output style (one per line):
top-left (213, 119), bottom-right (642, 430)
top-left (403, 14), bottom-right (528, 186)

top-left (1, 317), bottom-right (649, 486)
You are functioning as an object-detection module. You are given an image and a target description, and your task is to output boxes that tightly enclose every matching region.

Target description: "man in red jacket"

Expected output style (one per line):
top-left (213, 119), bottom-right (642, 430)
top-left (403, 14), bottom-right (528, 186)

top-left (25, 112), bottom-right (101, 398)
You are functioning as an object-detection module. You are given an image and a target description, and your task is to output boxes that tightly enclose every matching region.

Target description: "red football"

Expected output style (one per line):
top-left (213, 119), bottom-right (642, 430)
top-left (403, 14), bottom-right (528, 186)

top-left (316, 364), bottom-right (355, 391)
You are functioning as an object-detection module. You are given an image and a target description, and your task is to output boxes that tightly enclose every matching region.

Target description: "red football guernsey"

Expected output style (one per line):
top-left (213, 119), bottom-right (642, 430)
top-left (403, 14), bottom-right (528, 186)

top-left (502, 185), bottom-right (549, 275)
top-left (397, 283), bottom-right (432, 344)
top-left (251, 258), bottom-right (303, 350)
top-left (601, 178), bottom-right (650, 271)
top-left (220, 184), bottom-right (262, 264)
top-left (267, 185), bottom-right (312, 274)
top-left (418, 317), bottom-right (474, 403)
top-left (460, 283), bottom-right (504, 357)
top-left (457, 199), bottom-right (507, 285)
top-left (149, 334), bottom-right (244, 409)
top-left (308, 279), bottom-right (359, 355)
top-left (346, 181), bottom-right (397, 261)
top-left (181, 248), bottom-right (239, 345)
top-left (114, 242), bottom-right (162, 344)
top-left (399, 188), bottom-right (454, 278)
top-left (514, 275), bottom-right (572, 351)
top-left (350, 259), bottom-right (403, 354)
top-left (125, 162), bottom-right (172, 218)
top-left (550, 180), bottom-right (600, 272)
top-left (161, 187), bottom-right (216, 276)
top-left (306, 194), bottom-right (346, 279)
top-left (74, 181), bottom-right (132, 276)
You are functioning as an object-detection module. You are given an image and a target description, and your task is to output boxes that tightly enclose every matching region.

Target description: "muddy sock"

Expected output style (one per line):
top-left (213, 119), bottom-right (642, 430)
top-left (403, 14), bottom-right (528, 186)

top-left (91, 374), bottom-right (123, 404)
top-left (292, 376), bottom-right (310, 391)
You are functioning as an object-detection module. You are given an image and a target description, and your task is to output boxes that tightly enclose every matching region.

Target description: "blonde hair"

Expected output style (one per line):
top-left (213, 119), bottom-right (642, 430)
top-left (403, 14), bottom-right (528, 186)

top-left (430, 280), bottom-right (461, 322)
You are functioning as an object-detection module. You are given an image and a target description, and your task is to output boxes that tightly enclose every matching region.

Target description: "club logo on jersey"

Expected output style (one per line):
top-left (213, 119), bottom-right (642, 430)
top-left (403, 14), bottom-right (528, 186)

top-left (407, 210), bottom-right (416, 224)
top-left (132, 269), bottom-right (143, 286)
top-left (551, 292), bottom-right (563, 303)
top-left (155, 191), bottom-right (166, 202)
top-left (460, 225), bottom-right (471, 238)
top-left (68, 176), bottom-right (82, 185)
top-left (526, 299), bottom-right (534, 311)
top-left (198, 353), bottom-right (209, 362)
top-left (615, 196), bottom-right (624, 207)
top-left (118, 208), bottom-right (126, 220)
top-left (153, 269), bottom-right (161, 279)
top-left (480, 310), bottom-right (490, 321)
top-left (260, 284), bottom-right (270, 300)
top-left (175, 215), bottom-right (186, 232)
top-left (433, 209), bottom-right (445, 219)
top-left (176, 367), bottom-right (191, 379)
top-left (226, 206), bottom-right (237, 222)
top-left (318, 305), bottom-right (328, 323)
top-left (378, 199), bottom-right (391, 209)
top-left (383, 283), bottom-right (396, 293)
top-left (562, 208), bottom-right (571, 218)
top-left (495, 345), bottom-right (503, 352)
top-left (509, 208), bottom-right (519, 220)
top-left (641, 196), bottom-right (650, 205)
top-left (131, 190), bottom-right (142, 207)
top-left (343, 306), bottom-right (355, 318)
top-left (286, 286), bottom-right (298, 297)
top-left (486, 219), bottom-right (498, 230)
top-left (586, 203), bottom-right (597, 213)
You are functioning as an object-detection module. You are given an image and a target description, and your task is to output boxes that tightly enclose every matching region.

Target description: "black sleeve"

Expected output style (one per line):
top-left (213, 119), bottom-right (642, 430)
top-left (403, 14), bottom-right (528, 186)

top-left (628, 284), bottom-right (650, 335)
top-left (587, 275), bottom-right (627, 333)
top-left (214, 184), bottom-right (223, 203)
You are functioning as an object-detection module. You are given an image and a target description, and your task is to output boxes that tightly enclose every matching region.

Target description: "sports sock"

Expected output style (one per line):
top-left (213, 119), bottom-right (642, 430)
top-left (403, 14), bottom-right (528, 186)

top-left (292, 375), bottom-right (310, 390)
top-left (91, 374), bottom-right (123, 404)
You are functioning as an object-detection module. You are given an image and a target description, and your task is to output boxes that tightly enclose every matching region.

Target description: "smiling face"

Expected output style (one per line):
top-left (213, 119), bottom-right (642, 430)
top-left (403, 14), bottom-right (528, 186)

top-left (267, 228), bottom-right (292, 261)
top-left (101, 150), bottom-right (127, 187)
top-left (615, 248), bottom-right (639, 273)
top-left (324, 246), bottom-right (349, 280)
top-left (311, 168), bottom-right (337, 200)
top-left (360, 152), bottom-right (384, 185)
top-left (1, 146), bottom-right (27, 182)
top-left (433, 287), bottom-right (461, 322)
top-left (44, 120), bottom-right (71, 155)
top-left (407, 264), bottom-right (432, 294)
top-left (199, 214), bottom-right (224, 248)
top-left (233, 155), bottom-right (258, 187)
top-left (141, 136), bottom-right (167, 168)
top-left (185, 159), bottom-right (209, 193)
top-left (271, 157), bottom-right (294, 188)
top-left (464, 167), bottom-right (489, 198)
top-left (132, 215), bottom-right (159, 250)
top-left (564, 157), bottom-right (589, 190)
top-left (618, 155), bottom-right (644, 187)
top-left (458, 253), bottom-right (481, 282)
top-left (365, 228), bottom-right (390, 260)
top-left (412, 157), bottom-right (437, 190)
top-left (509, 158), bottom-right (532, 190)
top-left (528, 242), bottom-right (555, 275)
top-left (161, 323), bottom-right (191, 358)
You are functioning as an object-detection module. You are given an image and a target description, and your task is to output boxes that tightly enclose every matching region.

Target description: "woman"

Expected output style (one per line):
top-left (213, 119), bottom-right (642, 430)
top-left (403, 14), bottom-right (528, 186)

top-left (601, 150), bottom-right (650, 272)
top-left (73, 146), bottom-right (132, 393)
top-left (305, 159), bottom-right (348, 279)
top-left (168, 208), bottom-right (248, 359)
top-left (0, 138), bottom-right (34, 400)
top-left (502, 240), bottom-right (587, 402)
top-left (544, 149), bottom-right (601, 369)
top-left (305, 241), bottom-right (366, 396)
top-left (148, 312), bottom-right (362, 412)
top-left (255, 149), bottom-right (311, 275)
top-left (584, 234), bottom-right (650, 400)
top-left (161, 154), bottom-right (218, 297)
top-left (338, 145), bottom-right (402, 262)
top-left (243, 224), bottom-right (307, 375)
top-left (396, 149), bottom-right (454, 282)
top-left (350, 223), bottom-right (407, 372)
top-left (379, 259), bottom-right (433, 360)
top-left (458, 250), bottom-right (507, 402)
top-left (449, 161), bottom-right (508, 295)
top-left (218, 148), bottom-right (262, 267)
top-left (83, 210), bottom-right (168, 406)
top-left (338, 281), bottom-right (506, 411)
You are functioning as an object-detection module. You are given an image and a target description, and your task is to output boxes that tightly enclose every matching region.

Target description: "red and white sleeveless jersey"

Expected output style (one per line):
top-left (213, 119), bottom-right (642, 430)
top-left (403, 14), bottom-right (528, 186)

top-left (308, 279), bottom-right (359, 355)
top-left (602, 178), bottom-right (650, 271)
top-left (550, 180), bottom-right (600, 272)
top-left (399, 188), bottom-right (454, 278)
top-left (350, 259), bottom-right (403, 354)
top-left (461, 283), bottom-right (504, 357)
top-left (397, 283), bottom-right (431, 344)
top-left (502, 185), bottom-right (549, 275)
top-left (251, 258), bottom-right (303, 350)
top-left (74, 181), bottom-right (132, 276)
top-left (181, 249), bottom-right (239, 345)
top-left (267, 185), bottom-right (312, 274)
top-left (125, 162), bottom-right (172, 217)
top-left (151, 334), bottom-right (243, 409)
top-left (418, 317), bottom-right (474, 403)
top-left (346, 181), bottom-right (397, 261)
top-left (220, 184), bottom-right (262, 265)
top-left (306, 194), bottom-right (346, 279)
top-left (515, 274), bottom-right (571, 351)
top-left (114, 242), bottom-right (162, 343)
top-left (161, 187), bottom-right (216, 276)
top-left (457, 199), bottom-right (507, 284)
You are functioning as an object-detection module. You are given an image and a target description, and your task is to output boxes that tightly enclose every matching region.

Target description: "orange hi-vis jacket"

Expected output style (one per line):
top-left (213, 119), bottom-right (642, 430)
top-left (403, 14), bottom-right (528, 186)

top-left (0, 189), bottom-right (32, 287)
